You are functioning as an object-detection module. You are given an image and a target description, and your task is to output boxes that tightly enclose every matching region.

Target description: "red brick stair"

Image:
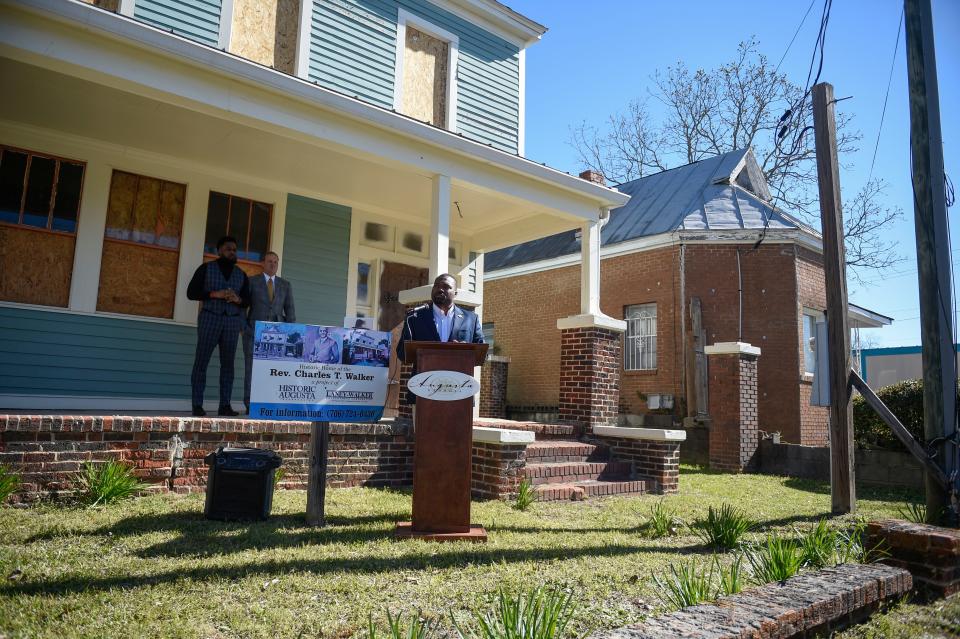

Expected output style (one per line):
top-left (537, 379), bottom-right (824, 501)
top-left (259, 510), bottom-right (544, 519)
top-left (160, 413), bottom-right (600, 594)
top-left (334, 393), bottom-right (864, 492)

top-left (523, 440), bottom-right (648, 501)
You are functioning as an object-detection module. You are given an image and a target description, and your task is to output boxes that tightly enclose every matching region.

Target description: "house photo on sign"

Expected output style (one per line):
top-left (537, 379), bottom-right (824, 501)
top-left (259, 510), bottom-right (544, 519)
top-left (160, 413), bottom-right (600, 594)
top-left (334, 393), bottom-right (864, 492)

top-left (248, 322), bottom-right (391, 422)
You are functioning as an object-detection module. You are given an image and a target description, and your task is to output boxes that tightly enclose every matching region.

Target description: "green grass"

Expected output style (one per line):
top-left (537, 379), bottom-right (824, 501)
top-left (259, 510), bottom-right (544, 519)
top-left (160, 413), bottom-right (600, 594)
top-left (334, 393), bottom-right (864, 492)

top-left (0, 466), bottom-right (920, 638)
top-left (835, 595), bottom-right (960, 638)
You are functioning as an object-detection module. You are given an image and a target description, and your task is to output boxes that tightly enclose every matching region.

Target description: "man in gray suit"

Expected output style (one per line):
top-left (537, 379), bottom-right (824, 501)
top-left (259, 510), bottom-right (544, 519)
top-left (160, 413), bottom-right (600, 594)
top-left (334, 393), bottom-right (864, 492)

top-left (243, 251), bottom-right (296, 412)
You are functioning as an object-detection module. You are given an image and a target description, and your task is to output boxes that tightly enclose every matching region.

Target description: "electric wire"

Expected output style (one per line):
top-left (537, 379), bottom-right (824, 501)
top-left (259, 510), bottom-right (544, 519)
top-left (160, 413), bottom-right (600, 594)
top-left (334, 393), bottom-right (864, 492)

top-left (868, 7), bottom-right (904, 184)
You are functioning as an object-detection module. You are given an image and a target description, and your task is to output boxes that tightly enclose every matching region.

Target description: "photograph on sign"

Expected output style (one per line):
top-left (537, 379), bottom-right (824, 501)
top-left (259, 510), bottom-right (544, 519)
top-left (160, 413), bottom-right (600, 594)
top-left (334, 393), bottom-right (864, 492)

top-left (248, 322), bottom-right (391, 422)
top-left (408, 370), bottom-right (480, 401)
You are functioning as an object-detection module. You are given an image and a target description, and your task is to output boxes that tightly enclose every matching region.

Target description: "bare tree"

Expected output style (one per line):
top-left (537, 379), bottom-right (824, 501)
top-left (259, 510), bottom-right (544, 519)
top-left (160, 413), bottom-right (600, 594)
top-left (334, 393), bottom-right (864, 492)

top-left (571, 39), bottom-right (901, 274)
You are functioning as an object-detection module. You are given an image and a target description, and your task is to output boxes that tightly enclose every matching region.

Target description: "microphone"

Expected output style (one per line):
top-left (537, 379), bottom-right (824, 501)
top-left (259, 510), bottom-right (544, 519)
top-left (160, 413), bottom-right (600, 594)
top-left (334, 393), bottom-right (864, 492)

top-left (407, 303), bottom-right (429, 314)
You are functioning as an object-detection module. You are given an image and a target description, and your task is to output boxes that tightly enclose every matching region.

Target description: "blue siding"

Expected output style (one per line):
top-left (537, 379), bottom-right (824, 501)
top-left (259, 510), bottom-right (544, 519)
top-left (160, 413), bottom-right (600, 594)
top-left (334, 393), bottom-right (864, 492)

top-left (0, 305), bottom-right (242, 403)
top-left (309, 0), bottom-right (520, 152)
top-left (282, 194), bottom-right (351, 326)
top-left (135, 0), bottom-right (223, 47)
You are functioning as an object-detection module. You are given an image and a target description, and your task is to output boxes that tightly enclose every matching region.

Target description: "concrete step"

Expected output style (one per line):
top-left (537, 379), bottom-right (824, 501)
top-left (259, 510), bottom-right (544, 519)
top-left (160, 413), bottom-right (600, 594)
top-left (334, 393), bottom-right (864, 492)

top-left (524, 440), bottom-right (609, 463)
top-left (534, 478), bottom-right (649, 501)
top-left (474, 419), bottom-right (580, 439)
top-left (522, 460), bottom-right (632, 485)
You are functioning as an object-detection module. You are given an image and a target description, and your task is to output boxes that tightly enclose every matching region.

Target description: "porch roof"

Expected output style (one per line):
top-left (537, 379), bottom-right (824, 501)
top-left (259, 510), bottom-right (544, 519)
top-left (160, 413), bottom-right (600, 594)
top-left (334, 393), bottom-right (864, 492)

top-left (0, 0), bottom-right (627, 252)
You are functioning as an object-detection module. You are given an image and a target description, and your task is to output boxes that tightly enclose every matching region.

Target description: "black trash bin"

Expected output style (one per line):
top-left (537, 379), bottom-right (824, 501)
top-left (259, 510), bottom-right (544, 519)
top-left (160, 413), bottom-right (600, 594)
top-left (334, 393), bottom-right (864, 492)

top-left (204, 447), bottom-right (282, 521)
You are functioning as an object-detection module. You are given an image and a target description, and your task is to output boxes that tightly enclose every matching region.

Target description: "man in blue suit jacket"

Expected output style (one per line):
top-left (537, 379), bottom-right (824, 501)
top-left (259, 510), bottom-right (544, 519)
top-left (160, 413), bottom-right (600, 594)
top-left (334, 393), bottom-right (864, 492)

top-left (397, 273), bottom-right (484, 404)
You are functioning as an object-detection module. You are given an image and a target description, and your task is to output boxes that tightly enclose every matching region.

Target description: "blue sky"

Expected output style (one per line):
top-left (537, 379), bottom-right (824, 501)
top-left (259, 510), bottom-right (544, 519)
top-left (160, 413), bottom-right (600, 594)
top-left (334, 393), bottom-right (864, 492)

top-left (507, 0), bottom-right (959, 348)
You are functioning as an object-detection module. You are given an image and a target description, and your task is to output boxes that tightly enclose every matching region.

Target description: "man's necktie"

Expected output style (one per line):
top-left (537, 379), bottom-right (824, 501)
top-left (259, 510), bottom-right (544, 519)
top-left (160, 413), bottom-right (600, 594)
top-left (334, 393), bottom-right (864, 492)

top-left (267, 278), bottom-right (274, 303)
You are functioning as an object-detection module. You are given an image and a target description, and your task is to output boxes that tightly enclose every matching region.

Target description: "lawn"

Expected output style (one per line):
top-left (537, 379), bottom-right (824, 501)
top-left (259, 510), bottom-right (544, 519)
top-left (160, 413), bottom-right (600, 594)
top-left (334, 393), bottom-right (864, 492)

top-left (0, 467), bottom-right (922, 638)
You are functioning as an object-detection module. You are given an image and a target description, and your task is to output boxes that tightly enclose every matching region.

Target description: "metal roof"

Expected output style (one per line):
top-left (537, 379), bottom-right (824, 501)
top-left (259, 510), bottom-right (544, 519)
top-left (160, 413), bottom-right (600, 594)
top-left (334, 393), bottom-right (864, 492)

top-left (486, 148), bottom-right (815, 271)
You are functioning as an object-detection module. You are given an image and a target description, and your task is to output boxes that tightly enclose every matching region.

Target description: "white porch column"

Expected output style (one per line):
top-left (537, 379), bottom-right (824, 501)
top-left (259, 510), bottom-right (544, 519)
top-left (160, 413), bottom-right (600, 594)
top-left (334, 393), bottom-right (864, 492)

top-left (429, 173), bottom-right (451, 281)
top-left (68, 160), bottom-right (111, 312)
top-left (580, 217), bottom-right (602, 316)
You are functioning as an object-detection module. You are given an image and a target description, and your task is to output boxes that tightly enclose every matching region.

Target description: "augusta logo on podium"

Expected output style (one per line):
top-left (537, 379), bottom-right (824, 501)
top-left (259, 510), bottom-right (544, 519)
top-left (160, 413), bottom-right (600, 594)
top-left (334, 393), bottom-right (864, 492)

top-left (408, 371), bottom-right (480, 401)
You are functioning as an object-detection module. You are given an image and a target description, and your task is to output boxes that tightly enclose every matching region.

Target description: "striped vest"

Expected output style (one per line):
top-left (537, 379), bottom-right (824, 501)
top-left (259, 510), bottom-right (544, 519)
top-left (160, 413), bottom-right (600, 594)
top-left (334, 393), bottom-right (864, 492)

top-left (202, 261), bottom-right (245, 316)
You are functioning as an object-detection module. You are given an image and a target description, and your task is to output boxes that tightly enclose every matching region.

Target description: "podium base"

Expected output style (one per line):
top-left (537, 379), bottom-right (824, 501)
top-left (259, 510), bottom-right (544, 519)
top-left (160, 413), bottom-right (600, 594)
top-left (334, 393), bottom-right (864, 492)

top-left (394, 522), bottom-right (488, 543)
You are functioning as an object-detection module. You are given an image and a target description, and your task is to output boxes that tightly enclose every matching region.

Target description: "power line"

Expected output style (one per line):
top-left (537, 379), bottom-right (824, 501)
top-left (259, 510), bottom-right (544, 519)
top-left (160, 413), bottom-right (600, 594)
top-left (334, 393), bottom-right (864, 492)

top-left (774, 0), bottom-right (819, 75)
top-left (868, 7), bottom-right (904, 183)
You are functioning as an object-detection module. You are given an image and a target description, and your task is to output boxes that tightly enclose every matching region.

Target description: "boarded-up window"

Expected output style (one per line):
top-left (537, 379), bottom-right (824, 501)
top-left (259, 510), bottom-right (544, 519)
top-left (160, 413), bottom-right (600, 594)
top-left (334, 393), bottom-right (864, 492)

top-left (96, 170), bottom-right (186, 318)
top-left (401, 26), bottom-right (448, 128)
top-left (203, 192), bottom-right (272, 275)
top-left (228, 0), bottom-right (299, 74)
top-left (0, 146), bottom-right (84, 307)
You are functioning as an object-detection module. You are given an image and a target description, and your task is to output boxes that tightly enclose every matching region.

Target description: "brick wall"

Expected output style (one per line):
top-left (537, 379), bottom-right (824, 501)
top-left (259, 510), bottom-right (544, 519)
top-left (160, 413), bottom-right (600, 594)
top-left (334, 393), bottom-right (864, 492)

top-left (867, 519), bottom-right (960, 599)
top-left (0, 415), bottom-right (533, 503)
top-left (479, 356), bottom-right (509, 419)
top-left (684, 244), bottom-right (807, 443)
top-left (558, 327), bottom-right (621, 430)
top-left (485, 247), bottom-right (681, 414)
top-left (796, 247), bottom-right (830, 445)
top-left (471, 442), bottom-right (526, 500)
top-left (590, 436), bottom-right (680, 493)
top-left (707, 350), bottom-right (759, 472)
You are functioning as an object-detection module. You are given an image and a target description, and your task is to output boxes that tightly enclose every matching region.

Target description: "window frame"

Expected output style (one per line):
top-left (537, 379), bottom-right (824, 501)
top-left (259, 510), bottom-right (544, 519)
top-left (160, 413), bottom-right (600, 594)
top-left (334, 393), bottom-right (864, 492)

top-left (392, 8), bottom-right (460, 132)
top-left (624, 302), bottom-right (658, 372)
top-left (202, 190), bottom-right (274, 267)
top-left (0, 145), bottom-right (86, 237)
top-left (802, 308), bottom-right (823, 375)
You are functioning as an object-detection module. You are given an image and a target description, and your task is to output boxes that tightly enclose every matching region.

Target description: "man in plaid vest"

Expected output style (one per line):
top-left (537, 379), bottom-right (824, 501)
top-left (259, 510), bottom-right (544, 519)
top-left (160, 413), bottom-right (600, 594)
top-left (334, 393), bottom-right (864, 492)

top-left (187, 236), bottom-right (250, 416)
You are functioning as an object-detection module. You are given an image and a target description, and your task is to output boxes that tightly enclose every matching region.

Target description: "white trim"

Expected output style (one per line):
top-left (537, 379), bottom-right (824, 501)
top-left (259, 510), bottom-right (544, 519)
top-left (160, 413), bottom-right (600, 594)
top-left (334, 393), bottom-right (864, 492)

top-left (593, 425), bottom-right (687, 442)
top-left (484, 228), bottom-right (826, 281)
top-left (393, 8), bottom-right (460, 132)
top-left (5, 0), bottom-right (629, 211)
top-left (556, 313), bottom-right (626, 333)
top-left (517, 47), bottom-right (525, 155)
top-left (0, 394), bottom-right (222, 412)
top-left (118, 0), bottom-right (134, 17)
top-left (472, 426), bottom-right (534, 444)
top-left (217, 0), bottom-right (234, 50)
top-left (295, 0), bottom-right (313, 79)
top-left (67, 160), bottom-right (111, 312)
top-left (435, 0), bottom-right (544, 47)
top-left (704, 342), bottom-right (761, 357)
top-left (429, 173), bottom-right (451, 279)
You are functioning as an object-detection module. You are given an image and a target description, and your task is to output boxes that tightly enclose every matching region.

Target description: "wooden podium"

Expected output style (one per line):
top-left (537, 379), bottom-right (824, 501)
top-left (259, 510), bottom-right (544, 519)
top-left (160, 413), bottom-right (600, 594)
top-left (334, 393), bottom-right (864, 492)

top-left (395, 341), bottom-right (488, 542)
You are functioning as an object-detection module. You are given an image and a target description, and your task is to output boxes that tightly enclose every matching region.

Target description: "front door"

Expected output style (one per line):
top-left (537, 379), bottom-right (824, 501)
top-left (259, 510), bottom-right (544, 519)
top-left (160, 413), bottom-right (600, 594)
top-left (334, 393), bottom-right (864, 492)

top-left (379, 261), bottom-right (429, 416)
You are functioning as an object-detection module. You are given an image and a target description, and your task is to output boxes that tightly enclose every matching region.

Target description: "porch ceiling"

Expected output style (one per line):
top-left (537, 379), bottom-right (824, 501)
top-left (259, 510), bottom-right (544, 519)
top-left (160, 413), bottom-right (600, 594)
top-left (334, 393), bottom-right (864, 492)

top-left (0, 57), bottom-right (577, 250)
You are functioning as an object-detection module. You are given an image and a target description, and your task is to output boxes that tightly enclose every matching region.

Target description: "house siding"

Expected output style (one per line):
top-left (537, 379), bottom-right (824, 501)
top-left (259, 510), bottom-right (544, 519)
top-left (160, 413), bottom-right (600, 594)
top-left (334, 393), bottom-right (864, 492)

top-left (0, 305), bottom-right (243, 403)
top-left (308, 0), bottom-right (520, 152)
top-left (281, 194), bottom-right (351, 326)
top-left (134, 0), bottom-right (223, 46)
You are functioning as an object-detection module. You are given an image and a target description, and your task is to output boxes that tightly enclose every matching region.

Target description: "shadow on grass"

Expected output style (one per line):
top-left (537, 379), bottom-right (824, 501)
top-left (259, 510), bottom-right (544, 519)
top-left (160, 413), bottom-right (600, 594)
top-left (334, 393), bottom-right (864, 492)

top-left (0, 539), bottom-right (710, 598)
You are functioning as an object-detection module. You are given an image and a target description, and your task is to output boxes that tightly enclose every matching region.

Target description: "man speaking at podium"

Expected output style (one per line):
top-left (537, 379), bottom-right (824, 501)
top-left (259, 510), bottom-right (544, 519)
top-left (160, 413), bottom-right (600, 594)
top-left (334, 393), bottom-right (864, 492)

top-left (397, 273), bottom-right (484, 404)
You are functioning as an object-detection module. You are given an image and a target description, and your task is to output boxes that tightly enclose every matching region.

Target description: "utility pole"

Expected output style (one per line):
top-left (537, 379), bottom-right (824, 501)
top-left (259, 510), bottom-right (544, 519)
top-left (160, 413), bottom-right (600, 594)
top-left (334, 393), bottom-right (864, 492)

top-left (904, 0), bottom-right (956, 524)
top-left (812, 82), bottom-right (856, 514)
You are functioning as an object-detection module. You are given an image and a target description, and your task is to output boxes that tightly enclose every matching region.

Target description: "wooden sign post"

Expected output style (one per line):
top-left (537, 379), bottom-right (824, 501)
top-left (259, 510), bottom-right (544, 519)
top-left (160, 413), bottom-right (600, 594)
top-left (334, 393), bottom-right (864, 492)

top-left (306, 421), bottom-right (330, 527)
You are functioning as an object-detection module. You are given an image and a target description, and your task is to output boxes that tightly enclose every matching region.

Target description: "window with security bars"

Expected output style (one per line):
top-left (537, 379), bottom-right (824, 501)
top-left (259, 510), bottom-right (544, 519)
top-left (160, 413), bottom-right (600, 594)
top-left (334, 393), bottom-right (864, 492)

top-left (624, 303), bottom-right (657, 370)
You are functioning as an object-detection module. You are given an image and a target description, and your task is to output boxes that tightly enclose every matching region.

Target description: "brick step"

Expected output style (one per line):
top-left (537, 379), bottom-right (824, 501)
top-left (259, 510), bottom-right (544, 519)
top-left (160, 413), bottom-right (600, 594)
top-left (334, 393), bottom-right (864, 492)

top-left (522, 460), bottom-right (632, 485)
top-left (473, 419), bottom-right (580, 439)
top-left (524, 440), bottom-right (609, 463)
top-left (534, 478), bottom-right (649, 501)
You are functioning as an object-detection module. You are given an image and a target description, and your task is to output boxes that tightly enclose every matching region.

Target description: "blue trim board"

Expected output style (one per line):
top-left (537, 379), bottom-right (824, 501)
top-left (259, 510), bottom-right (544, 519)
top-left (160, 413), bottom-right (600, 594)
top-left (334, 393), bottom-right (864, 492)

top-left (860, 344), bottom-right (960, 383)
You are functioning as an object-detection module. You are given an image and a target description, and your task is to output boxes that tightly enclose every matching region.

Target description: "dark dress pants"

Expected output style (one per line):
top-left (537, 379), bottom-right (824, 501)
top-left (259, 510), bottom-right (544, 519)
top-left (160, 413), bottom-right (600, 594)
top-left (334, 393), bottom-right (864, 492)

top-left (191, 311), bottom-right (242, 407)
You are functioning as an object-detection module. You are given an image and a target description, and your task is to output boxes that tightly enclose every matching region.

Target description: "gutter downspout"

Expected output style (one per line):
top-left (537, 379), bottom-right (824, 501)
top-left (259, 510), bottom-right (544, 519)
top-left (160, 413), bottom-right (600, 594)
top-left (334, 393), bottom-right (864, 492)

top-left (736, 248), bottom-right (743, 342)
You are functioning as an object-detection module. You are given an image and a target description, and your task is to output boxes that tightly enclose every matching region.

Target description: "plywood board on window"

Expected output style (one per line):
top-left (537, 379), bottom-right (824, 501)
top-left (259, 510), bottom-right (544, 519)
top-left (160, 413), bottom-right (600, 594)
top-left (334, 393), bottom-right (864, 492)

top-left (230, 0), bottom-right (299, 74)
top-left (157, 181), bottom-right (185, 249)
top-left (0, 226), bottom-right (74, 307)
top-left (79, 0), bottom-right (120, 11)
top-left (96, 241), bottom-right (178, 318)
top-left (402, 26), bottom-right (448, 128)
top-left (104, 171), bottom-right (137, 241)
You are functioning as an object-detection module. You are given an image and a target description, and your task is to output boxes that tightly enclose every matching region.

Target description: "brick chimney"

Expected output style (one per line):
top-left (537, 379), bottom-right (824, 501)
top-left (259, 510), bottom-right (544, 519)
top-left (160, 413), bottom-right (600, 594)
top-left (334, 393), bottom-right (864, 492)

top-left (578, 169), bottom-right (606, 186)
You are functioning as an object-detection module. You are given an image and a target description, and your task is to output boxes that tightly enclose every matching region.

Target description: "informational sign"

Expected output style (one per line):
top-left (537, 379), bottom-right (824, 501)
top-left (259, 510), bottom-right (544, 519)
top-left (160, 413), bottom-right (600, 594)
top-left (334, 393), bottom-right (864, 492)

top-left (249, 322), bottom-right (391, 422)
top-left (408, 370), bottom-right (480, 401)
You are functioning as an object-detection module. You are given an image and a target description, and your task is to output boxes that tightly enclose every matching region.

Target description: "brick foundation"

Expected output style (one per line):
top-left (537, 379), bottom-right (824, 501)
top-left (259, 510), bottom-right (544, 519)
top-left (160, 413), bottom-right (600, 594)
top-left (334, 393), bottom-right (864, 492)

top-left (590, 563), bottom-right (912, 639)
top-left (397, 362), bottom-right (413, 421)
top-left (471, 441), bottom-right (526, 500)
top-left (558, 326), bottom-right (622, 432)
top-left (479, 356), bottom-right (509, 419)
top-left (866, 519), bottom-right (960, 599)
top-left (707, 343), bottom-right (760, 472)
top-left (588, 436), bottom-right (680, 493)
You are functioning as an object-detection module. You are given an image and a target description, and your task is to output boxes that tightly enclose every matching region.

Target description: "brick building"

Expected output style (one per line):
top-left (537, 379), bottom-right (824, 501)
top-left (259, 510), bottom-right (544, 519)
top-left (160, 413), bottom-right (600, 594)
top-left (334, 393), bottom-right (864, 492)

top-left (484, 149), bottom-right (888, 446)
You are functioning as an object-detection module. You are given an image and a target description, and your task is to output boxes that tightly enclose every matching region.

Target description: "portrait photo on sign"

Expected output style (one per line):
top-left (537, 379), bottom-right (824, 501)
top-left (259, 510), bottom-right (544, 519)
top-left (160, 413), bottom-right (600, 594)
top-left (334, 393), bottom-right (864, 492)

top-left (252, 322), bottom-right (307, 361)
top-left (306, 325), bottom-right (343, 364)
